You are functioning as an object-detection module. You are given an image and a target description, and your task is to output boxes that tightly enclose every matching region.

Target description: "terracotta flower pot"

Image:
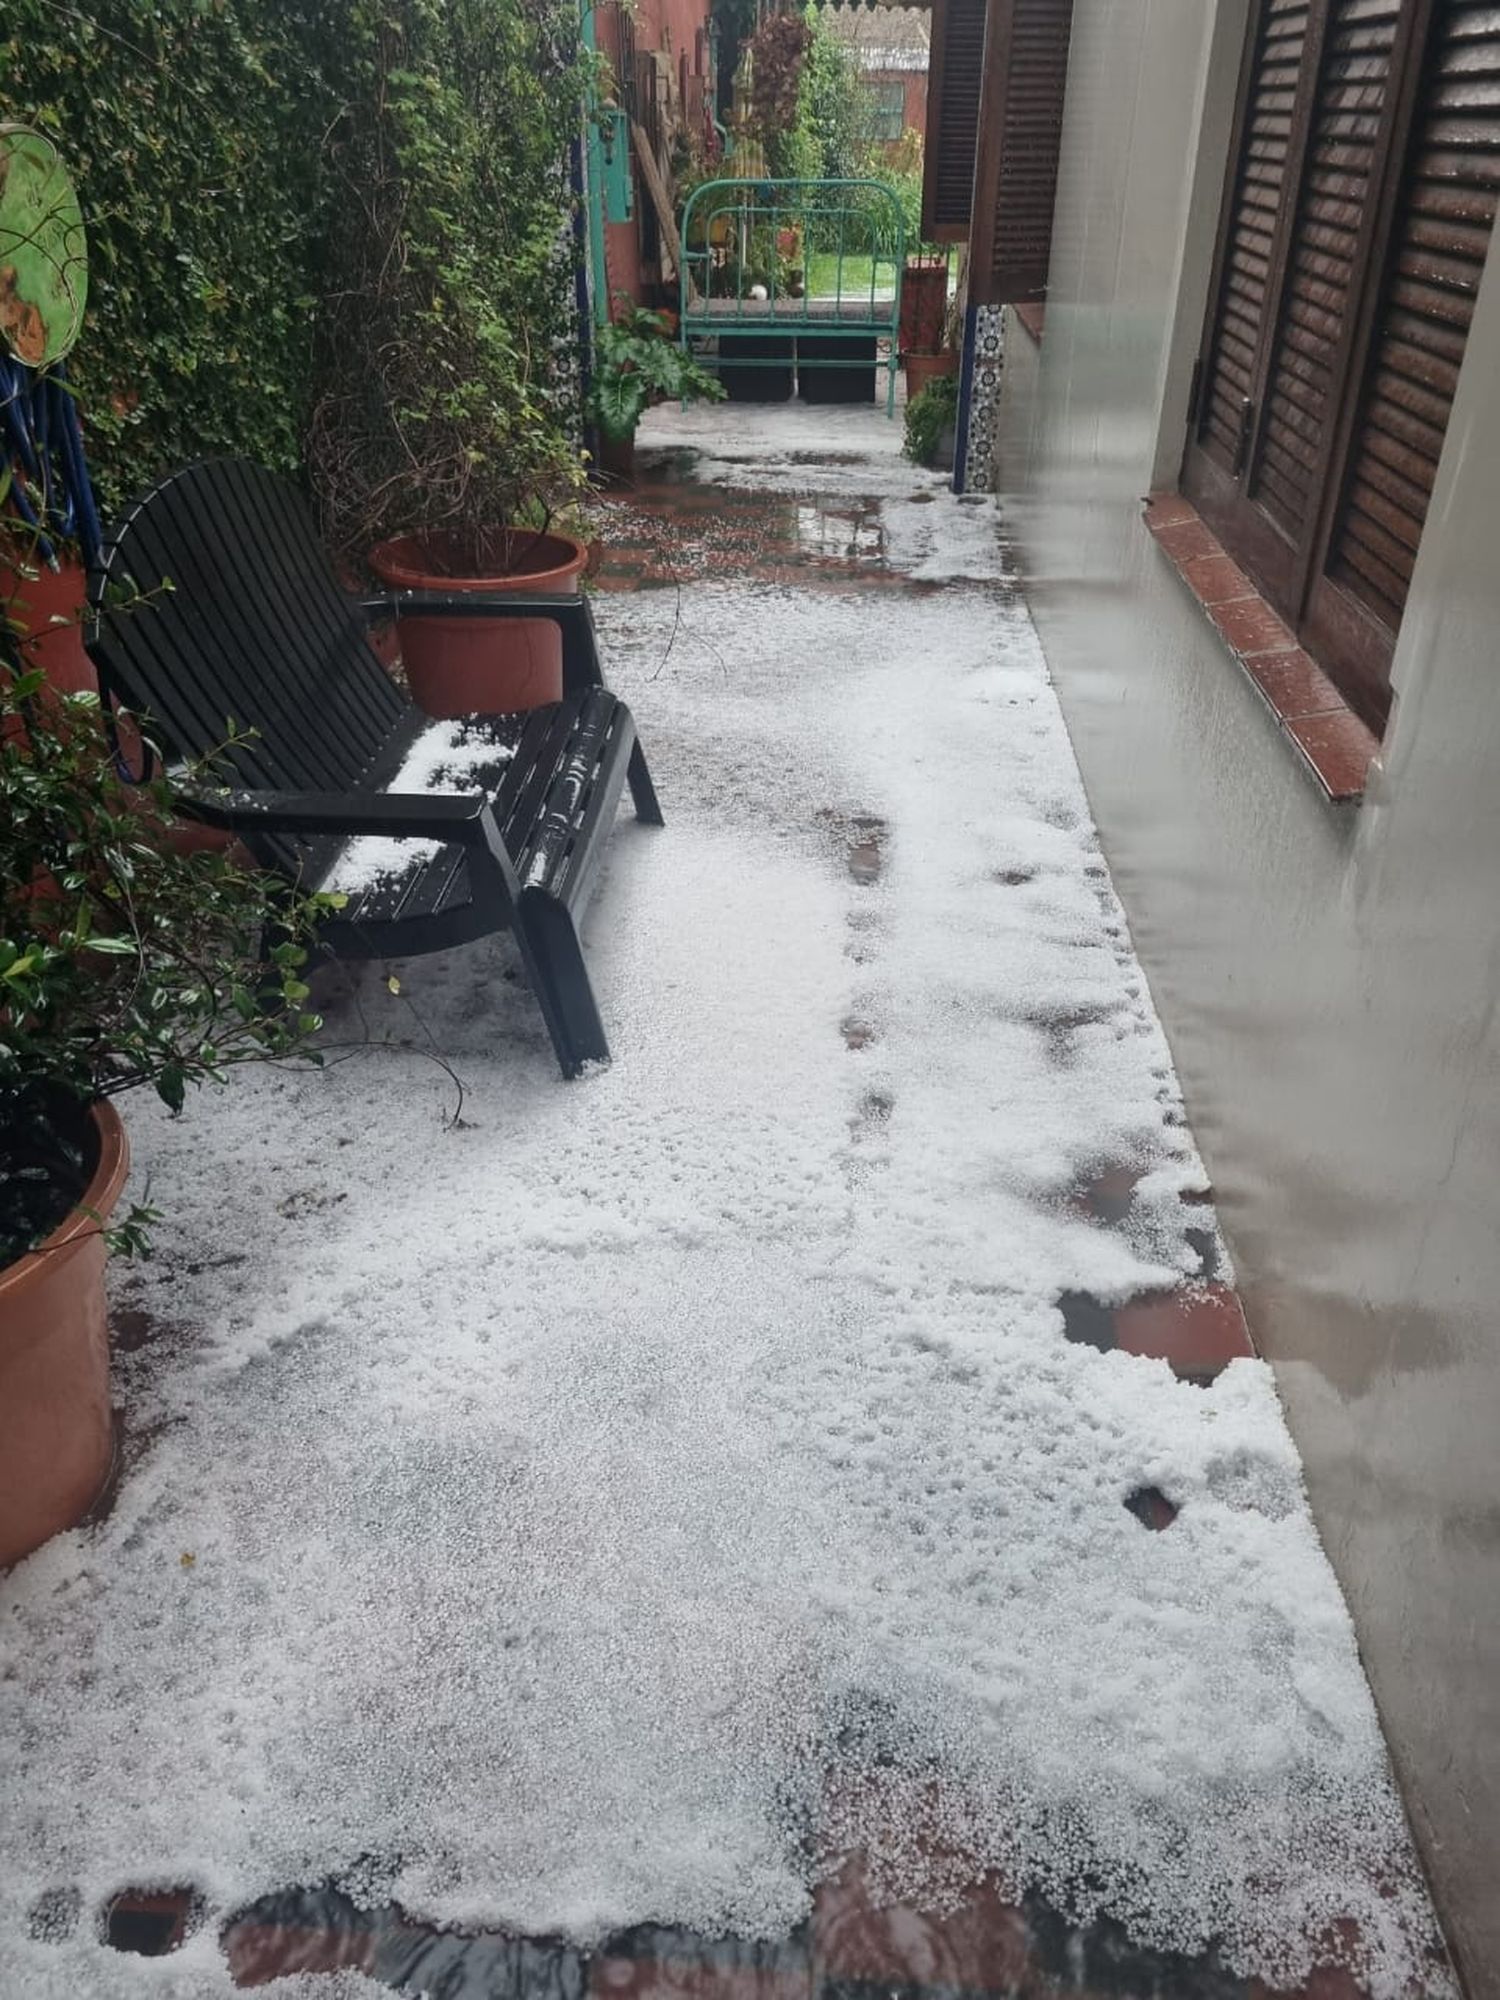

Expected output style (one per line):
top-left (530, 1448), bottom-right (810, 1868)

top-left (368, 529), bottom-right (590, 719)
top-left (904, 351), bottom-right (959, 402)
top-left (0, 1099), bottom-right (129, 1568)
top-left (0, 543), bottom-right (95, 695)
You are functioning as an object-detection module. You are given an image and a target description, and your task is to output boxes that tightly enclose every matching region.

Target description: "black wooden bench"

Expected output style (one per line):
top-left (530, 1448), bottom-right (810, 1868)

top-left (85, 458), bottom-right (662, 1078)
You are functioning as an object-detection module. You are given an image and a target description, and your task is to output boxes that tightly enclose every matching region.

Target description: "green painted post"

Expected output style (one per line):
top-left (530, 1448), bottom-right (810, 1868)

top-left (580, 0), bottom-right (611, 326)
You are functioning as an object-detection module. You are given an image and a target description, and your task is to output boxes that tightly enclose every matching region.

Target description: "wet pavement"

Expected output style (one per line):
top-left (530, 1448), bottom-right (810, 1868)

top-left (93, 1870), bottom-right (1299, 1995)
top-left (588, 452), bottom-right (968, 596)
top-left (63, 446), bottom-right (1454, 2000)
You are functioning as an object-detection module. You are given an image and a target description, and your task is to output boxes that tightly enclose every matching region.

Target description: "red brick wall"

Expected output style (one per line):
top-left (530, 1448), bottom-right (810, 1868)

top-left (596, 0), bottom-right (714, 312)
top-left (903, 69), bottom-right (928, 142)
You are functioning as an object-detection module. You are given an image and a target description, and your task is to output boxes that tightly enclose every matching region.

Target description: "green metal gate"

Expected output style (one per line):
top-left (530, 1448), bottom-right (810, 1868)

top-left (679, 178), bottom-right (906, 416)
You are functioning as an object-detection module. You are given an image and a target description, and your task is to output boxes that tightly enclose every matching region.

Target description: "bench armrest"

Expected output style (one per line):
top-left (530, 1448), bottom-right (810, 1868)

top-left (359, 591), bottom-right (604, 695)
top-left (180, 786), bottom-right (496, 844)
top-left (360, 591), bottom-right (583, 621)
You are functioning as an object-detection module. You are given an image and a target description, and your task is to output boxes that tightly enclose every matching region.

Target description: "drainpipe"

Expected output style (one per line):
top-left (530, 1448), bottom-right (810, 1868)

top-left (580, 0), bottom-right (611, 326)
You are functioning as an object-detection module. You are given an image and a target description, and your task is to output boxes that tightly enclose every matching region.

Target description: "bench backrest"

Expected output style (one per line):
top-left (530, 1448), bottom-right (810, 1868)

top-left (86, 458), bottom-right (403, 793)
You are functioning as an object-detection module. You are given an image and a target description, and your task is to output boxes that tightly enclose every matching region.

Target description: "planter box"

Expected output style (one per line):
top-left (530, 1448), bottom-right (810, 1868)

top-left (899, 258), bottom-right (949, 357)
top-left (799, 336), bottom-right (877, 405)
top-left (717, 333), bottom-right (795, 403)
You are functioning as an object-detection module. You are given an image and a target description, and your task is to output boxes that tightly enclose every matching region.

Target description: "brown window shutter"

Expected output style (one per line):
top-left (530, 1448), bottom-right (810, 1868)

top-left (1310, 0), bottom-right (1500, 695)
top-left (967, 0), bottom-right (1075, 306)
top-left (1184, 0), bottom-right (1500, 731)
top-left (1192, 1), bottom-right (1319, 483)
top-left (1254, 1), bottom-right (1404, 550)
top-left (922, 0), bottom-right (991, 241)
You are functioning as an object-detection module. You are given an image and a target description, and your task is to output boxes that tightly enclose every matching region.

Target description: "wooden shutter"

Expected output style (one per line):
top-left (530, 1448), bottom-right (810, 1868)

top-left (1182, 0), bottom-right (1417, 606)
top-left (1305, 0), bottom-right (1500, 708)
top-left (1180, 0), bottom-right (1500, 729)
top-left (1254, 0), bottom-right (1404, 552)
top-left (922, 0), bottom-right (990, 240)
top-left (967, 0), bottom-right (1075, 305)
top-left (1193, 0), bottom-right (1317, 484)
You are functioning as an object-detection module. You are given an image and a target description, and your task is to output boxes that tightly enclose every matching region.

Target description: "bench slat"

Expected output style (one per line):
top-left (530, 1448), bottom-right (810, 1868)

top-left (127, 499), bottom-right (342, 794)
top-left (211, 460), bottom-right (388, 778)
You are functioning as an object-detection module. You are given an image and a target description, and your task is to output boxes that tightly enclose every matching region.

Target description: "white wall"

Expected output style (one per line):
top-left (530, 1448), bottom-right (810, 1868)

top-left (996, 2), bottom-right (1500, 1989)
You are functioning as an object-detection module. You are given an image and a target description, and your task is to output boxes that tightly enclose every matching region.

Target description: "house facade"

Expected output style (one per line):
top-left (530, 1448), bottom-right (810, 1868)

top-left (823, 3), bottom-right (931, 151)
top-left (589, 0), bottom-right (717, 313)
top-left (930, 0), bottom-right (1500, 1991)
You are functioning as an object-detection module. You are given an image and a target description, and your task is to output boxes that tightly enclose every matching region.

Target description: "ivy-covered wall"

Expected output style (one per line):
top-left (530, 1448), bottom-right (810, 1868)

top-left (0, 0), bottom-right (582, 525)
top-left (1, 4), bottom-right (334, 517)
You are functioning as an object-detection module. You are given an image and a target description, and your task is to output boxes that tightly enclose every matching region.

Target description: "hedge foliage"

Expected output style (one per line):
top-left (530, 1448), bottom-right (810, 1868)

top-left (0, 1), bottom-right (582, 525)
top-left (310, 0), bottom-right (589, 558)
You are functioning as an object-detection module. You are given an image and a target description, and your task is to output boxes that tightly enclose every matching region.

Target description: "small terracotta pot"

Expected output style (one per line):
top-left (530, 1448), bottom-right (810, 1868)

top-left (904, 351), bottom-right (959, 402)
top-left (0, 1100), bottom-right (129, 1568)
top-left (368, 530), bottom-right (590, 718)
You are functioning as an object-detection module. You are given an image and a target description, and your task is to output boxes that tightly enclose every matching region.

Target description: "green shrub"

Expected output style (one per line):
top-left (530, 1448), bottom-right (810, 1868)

top-left (903, 373), bottom-right (960, 467)
top-left (0, 1), bottom-right (586, 545)
top-left (0, 662), bottom-right (337, 1259)
top-left (586, 303), bottom-right (725, 442)
top-left (0, 3), bottom-right (333, 519)
top-left (307, 0), bottom-right (591, 563)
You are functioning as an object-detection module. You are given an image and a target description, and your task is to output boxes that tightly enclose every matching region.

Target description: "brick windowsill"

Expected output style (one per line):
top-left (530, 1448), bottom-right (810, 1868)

top-left (1143, 494), bottom-right (1379, 803)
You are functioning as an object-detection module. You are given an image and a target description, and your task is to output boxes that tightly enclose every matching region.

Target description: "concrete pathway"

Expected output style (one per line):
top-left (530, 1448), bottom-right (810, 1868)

top-left (0, 405), bottom-right (1452, 2000)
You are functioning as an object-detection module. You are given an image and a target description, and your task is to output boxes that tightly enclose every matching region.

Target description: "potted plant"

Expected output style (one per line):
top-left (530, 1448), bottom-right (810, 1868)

top-left (585, 301), bottom-right (726, 485)
top-left (903, 275), bottom-right (961, 403)
top-left (903, 371), bottom-right (961, 473)
top-left (0, 664), bottom-right (335, 1566)
top-left (307, 5), bottom-right (594, 719)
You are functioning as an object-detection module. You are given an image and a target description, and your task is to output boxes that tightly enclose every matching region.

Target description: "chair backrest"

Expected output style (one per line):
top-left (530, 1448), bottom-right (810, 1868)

top-left (86, 458), bottom-right (404, 794)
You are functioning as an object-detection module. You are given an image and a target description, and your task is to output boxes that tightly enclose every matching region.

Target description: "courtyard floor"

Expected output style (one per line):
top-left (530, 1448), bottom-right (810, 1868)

top-left (0, 404), bottom-right (1453, 1999)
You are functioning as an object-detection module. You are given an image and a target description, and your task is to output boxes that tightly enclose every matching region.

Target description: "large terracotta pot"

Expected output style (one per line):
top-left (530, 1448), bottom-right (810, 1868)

top-left (904, 350), bottom-right (959, 402)
top-left (368, 529), bottom-right (590, 719)
top-left (0, 544), bottom-right (94, 695)
top-left (0, 1100), bottom-right (129, 1568)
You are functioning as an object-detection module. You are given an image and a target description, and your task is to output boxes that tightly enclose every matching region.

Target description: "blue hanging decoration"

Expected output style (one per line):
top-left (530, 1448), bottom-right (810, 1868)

top-left (1, 352), bottom-right (103, 571)
top-left (2, 352), bottom-right (141, 778)
top-left (1, 122), bottom-right (99, 568)
top-left (2, 123), bottom-right (141, 771)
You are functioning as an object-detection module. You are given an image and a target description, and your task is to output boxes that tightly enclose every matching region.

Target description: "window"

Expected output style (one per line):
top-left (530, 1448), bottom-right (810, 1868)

top-left (1183, 0), bottom-right (1500, 732)
top-left (871, 81), bottom-right (908, 145)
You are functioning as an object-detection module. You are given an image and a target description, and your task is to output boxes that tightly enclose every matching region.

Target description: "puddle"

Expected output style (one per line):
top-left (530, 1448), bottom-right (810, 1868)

top-left (592, 483), bottom-right (912, 591)
top-left (74, 1869), bottom-right (1398, 1996)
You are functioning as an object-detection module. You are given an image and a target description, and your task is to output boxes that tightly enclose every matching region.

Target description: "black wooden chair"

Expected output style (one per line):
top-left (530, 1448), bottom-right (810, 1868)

top-left (85, 458), bottom-right (662, 1078)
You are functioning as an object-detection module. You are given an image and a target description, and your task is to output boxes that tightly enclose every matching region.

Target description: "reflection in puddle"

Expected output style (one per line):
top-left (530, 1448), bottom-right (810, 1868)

top-left (593, 479), bottom-right (907, 591)
top-left (79, 1866), bottom-right (1402, 1996)
top-left (793, 500), bottom-right (885, 565)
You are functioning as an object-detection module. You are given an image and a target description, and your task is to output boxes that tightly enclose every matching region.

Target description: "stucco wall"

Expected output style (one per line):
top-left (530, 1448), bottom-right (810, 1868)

top-left (994, 2), bottom-right (1500, 1990)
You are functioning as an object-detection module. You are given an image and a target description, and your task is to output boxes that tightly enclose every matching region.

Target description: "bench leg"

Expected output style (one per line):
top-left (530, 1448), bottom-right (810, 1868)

top-left (517, 889), bottom-right (610, 1079)
top-left (627, 738), bottom-right (665, 826)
